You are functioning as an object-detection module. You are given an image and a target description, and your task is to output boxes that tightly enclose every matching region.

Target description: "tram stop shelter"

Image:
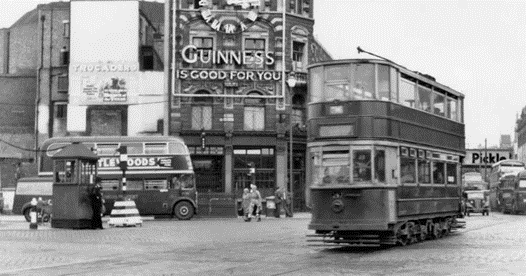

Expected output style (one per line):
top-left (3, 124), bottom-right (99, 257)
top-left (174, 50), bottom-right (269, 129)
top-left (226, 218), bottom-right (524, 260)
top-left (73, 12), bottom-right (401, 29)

top-left (51, 143), bottom-right (99, 229)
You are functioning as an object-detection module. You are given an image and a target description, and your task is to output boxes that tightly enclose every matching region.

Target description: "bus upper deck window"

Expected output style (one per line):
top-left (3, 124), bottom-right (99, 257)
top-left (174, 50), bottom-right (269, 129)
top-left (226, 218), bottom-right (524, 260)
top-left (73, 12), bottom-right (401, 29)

top-left (122, 143), bottom-right (144, 154)
top-left (96, 144), bottom-right (119, 155)
top-left (169, 142), bottom-right (187, 154)
top-left (145, 143), bottom-right (168, 154)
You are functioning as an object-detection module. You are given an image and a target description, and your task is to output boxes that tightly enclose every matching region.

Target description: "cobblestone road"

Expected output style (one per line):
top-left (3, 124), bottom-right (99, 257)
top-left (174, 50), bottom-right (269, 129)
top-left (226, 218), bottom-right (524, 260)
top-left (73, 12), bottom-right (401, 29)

top-left (1, 212), bottom-right (525, 275)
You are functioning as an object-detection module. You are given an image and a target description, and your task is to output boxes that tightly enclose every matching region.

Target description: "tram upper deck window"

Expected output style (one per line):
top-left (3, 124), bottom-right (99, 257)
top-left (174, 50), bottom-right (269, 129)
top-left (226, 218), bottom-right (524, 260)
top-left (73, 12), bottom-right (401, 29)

top-left (399, 79), bottom-right (416, 108)
top-left (377, 65), bottom-right (390, 101)
top-left (417, 85), bottom-right (432, 112)
top-left (433, 90), bottom-right (446, 117)
top-left (353, 150), bottom-right (372, 182)
top-left (352, 64), bottom-right (374, 100)
top-left (447, 97), bottom-right (457, 121)
top-left (325, 83), bottom-right (351, 101)
top-left (309, 66), bottom-right (323, 103)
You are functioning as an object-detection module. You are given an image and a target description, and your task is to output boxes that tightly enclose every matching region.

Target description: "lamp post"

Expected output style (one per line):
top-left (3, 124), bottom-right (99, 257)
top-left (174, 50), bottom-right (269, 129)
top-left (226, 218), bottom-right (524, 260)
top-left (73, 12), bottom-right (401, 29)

top-left (286, 73), bottom-right (297, 213)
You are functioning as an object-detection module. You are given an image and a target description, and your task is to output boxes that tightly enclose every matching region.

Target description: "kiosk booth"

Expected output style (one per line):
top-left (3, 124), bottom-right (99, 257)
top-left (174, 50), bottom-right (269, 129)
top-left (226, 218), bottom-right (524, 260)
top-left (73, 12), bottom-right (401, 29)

top-left (51, 143), bottom-right (99, 229)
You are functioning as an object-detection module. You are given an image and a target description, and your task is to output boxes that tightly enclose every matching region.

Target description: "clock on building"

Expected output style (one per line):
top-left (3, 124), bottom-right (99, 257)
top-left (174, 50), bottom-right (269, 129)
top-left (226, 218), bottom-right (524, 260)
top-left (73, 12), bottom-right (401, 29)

top-left (199, 0), bottom-right (260, 34)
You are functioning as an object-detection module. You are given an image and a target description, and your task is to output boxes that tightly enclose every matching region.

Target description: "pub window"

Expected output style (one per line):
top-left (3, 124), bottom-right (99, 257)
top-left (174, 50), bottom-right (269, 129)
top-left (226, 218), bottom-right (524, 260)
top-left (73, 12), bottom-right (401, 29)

top-left (244, 92), bottom-right (265, 131)
top-left (417, 85), bottom-right (432, 112)
top-left (374, 149), bottom-right (386, 182)
top-left (291, 94), bottom-right (305, 126)
top-left (401, 157), bottom-right (416, 184)
top-left (191, 91), bottom-right (213, 130)
top-left (377, 65), bottom-right (390, 101)
top-left (292, 41), bottom-right (305, 70)
top-left (418, 159), bottom-right (431, 184)
top-left (399, 79), bottom-right (416, 108)
top-left (352, 63), bottom-right (374, 100)
top-left (432, 161), bottom-right (445, 184)
top-left (433, 90), bottom-right (446, 117)
top-left (55, 104), bottom-right (67, 119)
top-left (244, 38), bottom-right (265, 69)
top-left (446, 163), bottom-right (457, 184)
top-left (192, 37), bottom-right (213, 68)
top-left (57, 75), bottom-right (69, 93)
top-left (353, 150), bottom-right (371, 182)
top-left (63, 20), bottom-right (70, 37)
top-left (140, 46), bottom-right (154, 70)
top-left (60, 47), bottom-right (69, 66)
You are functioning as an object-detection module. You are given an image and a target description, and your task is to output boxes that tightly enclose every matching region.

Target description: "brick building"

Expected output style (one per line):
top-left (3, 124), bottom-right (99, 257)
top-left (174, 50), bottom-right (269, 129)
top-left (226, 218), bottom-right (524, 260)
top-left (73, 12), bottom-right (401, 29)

top-left (165, 0), bottom-right (332, 210)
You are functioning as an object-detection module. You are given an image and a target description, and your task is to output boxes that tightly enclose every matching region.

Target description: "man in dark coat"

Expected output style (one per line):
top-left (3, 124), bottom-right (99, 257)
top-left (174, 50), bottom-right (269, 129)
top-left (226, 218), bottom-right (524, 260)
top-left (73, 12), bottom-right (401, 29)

top-left (90, 180), bottom-right (104, 229)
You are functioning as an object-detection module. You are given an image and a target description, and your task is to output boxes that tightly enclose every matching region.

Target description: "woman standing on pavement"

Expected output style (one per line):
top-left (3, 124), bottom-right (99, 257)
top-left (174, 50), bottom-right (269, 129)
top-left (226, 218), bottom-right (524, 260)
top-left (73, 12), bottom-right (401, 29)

top-left (249, 184), bottom-right (262, 222)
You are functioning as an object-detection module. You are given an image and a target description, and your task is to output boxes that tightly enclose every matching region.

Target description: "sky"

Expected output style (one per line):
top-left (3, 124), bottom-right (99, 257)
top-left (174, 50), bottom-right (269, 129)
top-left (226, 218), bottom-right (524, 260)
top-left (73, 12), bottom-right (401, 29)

top-left (1, 0), bottom-right (525, 149)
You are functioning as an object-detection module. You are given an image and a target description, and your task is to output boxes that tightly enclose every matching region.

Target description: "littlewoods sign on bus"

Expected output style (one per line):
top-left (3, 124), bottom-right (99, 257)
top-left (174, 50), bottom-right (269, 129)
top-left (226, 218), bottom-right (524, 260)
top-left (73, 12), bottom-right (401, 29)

top-left (176, 45), bottom-right (282, 81)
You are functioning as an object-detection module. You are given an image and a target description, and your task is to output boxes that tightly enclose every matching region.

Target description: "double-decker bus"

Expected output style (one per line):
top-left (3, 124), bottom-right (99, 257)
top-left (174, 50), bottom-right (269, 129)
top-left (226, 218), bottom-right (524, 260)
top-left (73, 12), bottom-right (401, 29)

top-left (497, 174), bottom-right (517, 213)
top-left (306, 58), bottom-right (465, 246)
top-left (14, 136), bottom-right (197, 220)
top-left (488, 160), bottom-right (526, 211)
top-left (505, 170), bottom-right (526, 214)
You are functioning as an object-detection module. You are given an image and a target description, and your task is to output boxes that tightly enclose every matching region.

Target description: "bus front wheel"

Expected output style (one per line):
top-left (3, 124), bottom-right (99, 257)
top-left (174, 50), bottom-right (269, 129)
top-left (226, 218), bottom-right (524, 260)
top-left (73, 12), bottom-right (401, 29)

top-left (174, 201), bottom-right (194, 220)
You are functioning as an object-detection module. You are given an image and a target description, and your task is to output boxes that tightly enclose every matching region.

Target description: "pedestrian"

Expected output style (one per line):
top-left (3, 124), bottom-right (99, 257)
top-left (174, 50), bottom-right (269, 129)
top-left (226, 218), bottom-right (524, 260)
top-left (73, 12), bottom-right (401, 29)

top-left (274, 187), bottom-right (283, 218)
top-left (90, 178), bottom-right (104, 229)
top-left (242, 188), bottom-right (251, 222)
top-left (282, 188), bottom-right (293, 218)
top-left (248, 184), bottom-right (262, 222)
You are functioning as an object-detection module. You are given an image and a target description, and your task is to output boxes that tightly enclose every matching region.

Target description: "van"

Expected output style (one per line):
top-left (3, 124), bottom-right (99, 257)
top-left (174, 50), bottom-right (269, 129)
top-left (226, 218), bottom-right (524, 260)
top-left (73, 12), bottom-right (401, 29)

top-left (13, 177), bottom-right (53, 221)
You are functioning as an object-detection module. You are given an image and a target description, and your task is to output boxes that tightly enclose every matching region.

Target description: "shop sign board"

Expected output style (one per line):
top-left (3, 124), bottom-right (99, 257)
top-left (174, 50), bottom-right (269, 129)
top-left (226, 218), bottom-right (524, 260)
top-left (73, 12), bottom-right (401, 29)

top-left (463, 149), bottom-right (512, 165)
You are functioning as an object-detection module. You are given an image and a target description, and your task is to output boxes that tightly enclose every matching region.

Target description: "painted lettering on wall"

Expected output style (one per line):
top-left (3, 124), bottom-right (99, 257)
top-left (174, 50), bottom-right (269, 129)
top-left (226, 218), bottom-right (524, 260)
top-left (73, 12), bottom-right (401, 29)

top-left (73, 64), bottom-right (138, 73)
top-left (181, 45), bottom-right (275, 66)
top-left (176, 69), bottom-right (281, 81)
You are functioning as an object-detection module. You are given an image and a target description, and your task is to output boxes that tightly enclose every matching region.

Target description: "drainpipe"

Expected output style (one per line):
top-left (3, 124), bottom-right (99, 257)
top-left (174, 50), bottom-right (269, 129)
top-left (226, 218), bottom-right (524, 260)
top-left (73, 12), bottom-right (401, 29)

top-left (48, 8), bottom-right (54, 137)
top-left (35, 13), bottom-right (45, 161)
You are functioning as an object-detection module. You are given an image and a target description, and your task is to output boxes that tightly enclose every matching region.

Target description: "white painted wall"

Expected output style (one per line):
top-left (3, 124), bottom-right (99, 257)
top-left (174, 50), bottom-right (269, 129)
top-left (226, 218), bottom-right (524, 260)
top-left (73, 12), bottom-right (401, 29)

top-left (70, 1), bottom-right (139, 63)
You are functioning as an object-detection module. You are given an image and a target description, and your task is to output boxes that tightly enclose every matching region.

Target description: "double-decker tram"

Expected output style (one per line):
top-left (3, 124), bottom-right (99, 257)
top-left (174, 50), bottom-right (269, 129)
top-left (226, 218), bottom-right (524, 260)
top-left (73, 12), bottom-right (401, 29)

top-left (306, 58), bottom-right (465, 246)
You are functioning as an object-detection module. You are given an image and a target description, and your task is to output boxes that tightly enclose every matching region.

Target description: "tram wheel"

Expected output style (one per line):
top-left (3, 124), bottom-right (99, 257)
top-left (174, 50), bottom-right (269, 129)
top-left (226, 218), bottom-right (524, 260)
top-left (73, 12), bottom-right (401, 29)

top-left (432, 222), bottom-right (442, 239)
top-left (419, 224), bottom-right (428, 241)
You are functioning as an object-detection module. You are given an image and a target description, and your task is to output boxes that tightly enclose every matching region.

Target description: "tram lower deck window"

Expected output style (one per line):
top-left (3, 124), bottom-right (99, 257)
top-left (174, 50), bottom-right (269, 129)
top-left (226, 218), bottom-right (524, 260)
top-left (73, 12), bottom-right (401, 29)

top-left (401, 157), bottom-right (416, 183)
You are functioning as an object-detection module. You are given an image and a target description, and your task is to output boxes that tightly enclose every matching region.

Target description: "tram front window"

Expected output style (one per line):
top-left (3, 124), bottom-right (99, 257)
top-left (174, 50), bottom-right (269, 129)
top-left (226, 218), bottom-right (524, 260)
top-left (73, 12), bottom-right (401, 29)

top-left (353, 150), bottom-right (372, 181)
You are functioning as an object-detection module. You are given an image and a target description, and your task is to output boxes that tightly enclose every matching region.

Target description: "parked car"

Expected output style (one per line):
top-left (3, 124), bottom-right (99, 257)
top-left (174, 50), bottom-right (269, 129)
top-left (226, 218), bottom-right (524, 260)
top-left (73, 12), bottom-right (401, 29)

top-left (463, 190), bottom-right (490, 216)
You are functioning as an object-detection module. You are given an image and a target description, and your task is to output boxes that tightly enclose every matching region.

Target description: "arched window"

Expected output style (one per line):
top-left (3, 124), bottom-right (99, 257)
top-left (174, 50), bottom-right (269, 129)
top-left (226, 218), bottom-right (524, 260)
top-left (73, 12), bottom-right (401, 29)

top-left (244, 92), bottom-right (265, 131)
top-left (291, 94), bottom-right (305, 126)
top-left (191, 90), bottom-right (213, 130)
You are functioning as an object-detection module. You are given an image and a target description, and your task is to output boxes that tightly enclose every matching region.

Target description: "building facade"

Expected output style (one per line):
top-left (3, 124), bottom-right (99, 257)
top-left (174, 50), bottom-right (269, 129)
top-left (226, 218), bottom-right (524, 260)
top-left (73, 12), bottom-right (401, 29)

top-left (67, 0), bottom-right (165, 138)
top-left (165, 0), bottom-right (332, 210)
top-left (516, 107), bottom-right (526, 162)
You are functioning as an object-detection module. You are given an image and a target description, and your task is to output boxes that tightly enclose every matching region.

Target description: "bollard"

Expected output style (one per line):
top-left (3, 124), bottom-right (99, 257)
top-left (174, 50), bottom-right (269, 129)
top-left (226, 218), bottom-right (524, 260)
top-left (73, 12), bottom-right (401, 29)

top-left (29, 198), bottom-right (38, 230)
